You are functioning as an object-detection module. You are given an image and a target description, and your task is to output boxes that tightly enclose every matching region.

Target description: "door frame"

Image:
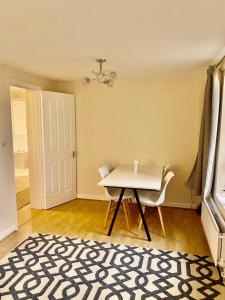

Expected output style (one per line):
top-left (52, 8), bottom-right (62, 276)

top-left (7, 79), bottom-right (42, 228)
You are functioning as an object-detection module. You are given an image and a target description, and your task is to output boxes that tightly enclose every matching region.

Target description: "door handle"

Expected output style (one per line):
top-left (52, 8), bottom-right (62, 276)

top-left (72, 151), bottom-right (76, 158)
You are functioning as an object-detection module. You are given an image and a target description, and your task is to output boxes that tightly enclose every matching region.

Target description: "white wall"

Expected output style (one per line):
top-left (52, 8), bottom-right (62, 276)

top-left (11, 100), bottom-right (28, 153)
top-left (0, 63), bottom-right (56, 240)
top-left (75, 69), bottom-right (206, 208)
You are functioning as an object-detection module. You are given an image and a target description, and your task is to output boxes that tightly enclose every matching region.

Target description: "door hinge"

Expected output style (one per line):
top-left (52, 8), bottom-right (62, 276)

top-left (72, 151), bottom-right (76, 158)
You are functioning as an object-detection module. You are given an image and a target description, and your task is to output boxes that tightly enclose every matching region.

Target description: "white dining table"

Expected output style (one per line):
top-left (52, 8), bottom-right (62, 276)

top-left (98, 164), bottom-right (163, 241)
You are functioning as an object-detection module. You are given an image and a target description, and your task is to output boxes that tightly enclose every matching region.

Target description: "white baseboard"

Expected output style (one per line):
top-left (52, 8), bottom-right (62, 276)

top-left (0, 224), bottom-right (18, 241)
top-left (76, 194), bottom-right (197, 209)
top-left (191, 203), bottom-right (201, 209)
top-left (163, 201), bottom-right (198, 209)
top-left (77, 194), bottom-right (106, 201)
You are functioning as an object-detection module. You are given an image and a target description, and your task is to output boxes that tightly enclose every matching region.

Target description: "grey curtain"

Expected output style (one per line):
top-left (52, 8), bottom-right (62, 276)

top-left (187, 66), bottom-right (221, 198)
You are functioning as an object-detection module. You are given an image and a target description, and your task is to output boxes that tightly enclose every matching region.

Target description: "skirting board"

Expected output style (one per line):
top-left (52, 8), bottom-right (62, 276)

top-left (0, 224), bottom-right (18, 241)
top-left (76, 194), bottom-right (198, 209)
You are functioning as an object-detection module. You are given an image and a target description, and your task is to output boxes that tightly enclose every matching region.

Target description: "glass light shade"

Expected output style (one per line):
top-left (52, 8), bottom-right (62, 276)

top-left (107, 79), bottom-right (114, 87)
top-left (82, 77), bottom-right (91, 85)
top-left (110, 71), bottom-right (117, 79)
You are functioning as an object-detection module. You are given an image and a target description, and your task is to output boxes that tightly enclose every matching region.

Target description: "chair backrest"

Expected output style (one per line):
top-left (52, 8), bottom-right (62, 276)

top-left (104, 162), bottom-right (114, 173)
top-left (163, 164), bottom-right (170, 176)
top-left (98, 162), bottom-right (114, 179)
top-left (98, 162), bottom-right (115, 199)
top-left (157, 171), bottom-right (174, 205)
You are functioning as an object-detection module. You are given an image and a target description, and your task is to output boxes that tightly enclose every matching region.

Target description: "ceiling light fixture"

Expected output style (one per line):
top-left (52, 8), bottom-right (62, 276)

top-left (82, 59), bottom-right (117, 87)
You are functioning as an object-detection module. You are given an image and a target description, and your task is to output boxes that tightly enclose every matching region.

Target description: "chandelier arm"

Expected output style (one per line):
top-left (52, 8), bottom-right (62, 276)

top-left (92, 71), bottom-right (99, 77)
top-left (87, 77), bottom-right (98, 81)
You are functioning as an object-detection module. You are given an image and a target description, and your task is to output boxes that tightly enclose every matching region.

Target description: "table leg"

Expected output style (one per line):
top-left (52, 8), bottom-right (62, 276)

top-left (107, 188), bottom-right (125, 236)
top-left (133, 188), bottom-right (151, 241)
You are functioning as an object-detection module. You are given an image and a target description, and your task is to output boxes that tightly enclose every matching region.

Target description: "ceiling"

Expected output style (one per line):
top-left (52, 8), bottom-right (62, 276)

top-left (0, 0), bottom-right (224, 81)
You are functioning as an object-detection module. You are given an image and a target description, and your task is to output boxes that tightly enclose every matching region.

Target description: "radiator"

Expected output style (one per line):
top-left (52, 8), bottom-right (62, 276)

top-left (201, 197), bottom-right (225, 270)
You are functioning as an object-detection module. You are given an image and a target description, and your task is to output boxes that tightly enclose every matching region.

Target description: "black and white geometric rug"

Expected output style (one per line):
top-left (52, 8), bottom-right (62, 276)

top-left (0, 233), bottom-right (224, 299)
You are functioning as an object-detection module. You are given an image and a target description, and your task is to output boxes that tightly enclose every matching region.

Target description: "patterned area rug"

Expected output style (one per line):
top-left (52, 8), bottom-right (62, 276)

top-left (0, 233), bottom-right (224, 299)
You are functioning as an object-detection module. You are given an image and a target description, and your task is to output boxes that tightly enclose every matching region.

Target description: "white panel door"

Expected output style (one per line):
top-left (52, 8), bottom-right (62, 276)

top-left (41, 91), bottom-right (76, 209)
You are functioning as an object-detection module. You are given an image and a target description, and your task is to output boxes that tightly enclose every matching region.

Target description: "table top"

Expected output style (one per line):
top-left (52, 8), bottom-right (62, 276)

top-left (98, 164), bottom-right (163, 190)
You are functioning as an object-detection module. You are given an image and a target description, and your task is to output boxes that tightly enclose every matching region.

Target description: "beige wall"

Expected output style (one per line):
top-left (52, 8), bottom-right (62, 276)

top-left (0, 63), bottom-right (56, 239)
top-left (75, 69), bottom-right (206, 207)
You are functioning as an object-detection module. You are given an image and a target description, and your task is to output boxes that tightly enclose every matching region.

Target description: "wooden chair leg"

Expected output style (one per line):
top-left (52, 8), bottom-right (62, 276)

top-left (123, 201), bottom-right (130, 229)
top-left (158, 206), bottom-right (166, 237)
top-left (138, 205), bottom-right (145, 235)
top-left (128, 198), bottom-right (134, 216)
top-left (126, 199), bottom-right (131, 219)
top-left (104, 200), bottom-right (112, 229)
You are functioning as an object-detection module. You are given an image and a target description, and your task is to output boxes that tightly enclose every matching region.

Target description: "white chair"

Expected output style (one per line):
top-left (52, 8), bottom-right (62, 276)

top-left (137, 171), bottom-right (174, 237)
top-left (163, 164), bottom-right (170, 176)
top-left (98, 163), bottom-right (133, 229)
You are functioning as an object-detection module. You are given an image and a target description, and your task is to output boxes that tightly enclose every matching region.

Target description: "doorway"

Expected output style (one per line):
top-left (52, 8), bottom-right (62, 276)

top-left (10, 86), bottom-right (41, 226)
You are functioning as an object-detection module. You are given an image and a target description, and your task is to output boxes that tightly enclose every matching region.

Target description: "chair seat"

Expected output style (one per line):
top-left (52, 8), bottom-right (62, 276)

top-left (137, 190), bottom-right (160, 206)
top-left (107, 187), bottom-right (133, 200)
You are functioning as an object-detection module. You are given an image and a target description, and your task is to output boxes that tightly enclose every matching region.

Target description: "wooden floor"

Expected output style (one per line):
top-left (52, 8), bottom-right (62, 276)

top-left (0, 199), bottom-right (210, 259)
top-left (15, 175), bottom-right (29, 193)
top-left (17, 203), bottom-right (41, 227)
top-left (16, 175), bottom-right (30, 210)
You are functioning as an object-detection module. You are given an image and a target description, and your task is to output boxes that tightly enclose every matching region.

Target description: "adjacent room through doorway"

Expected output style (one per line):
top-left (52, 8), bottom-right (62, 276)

top-left (10, 86), bottom-right (30, 211)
